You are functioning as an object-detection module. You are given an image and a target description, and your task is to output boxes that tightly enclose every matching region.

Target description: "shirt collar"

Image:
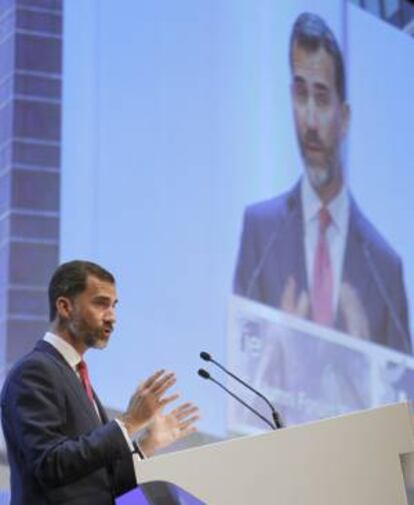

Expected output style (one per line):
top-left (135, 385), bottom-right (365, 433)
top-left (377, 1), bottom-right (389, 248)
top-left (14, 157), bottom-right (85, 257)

top-left (301, 174), bottom-right (349, 231)
top-left (44, 331), bottom-right (82, 370)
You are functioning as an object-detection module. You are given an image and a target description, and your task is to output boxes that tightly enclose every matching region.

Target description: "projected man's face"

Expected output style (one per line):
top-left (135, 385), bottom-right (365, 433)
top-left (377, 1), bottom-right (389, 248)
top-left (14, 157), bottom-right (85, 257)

top-left (291, 43), bottom-right (349, 202)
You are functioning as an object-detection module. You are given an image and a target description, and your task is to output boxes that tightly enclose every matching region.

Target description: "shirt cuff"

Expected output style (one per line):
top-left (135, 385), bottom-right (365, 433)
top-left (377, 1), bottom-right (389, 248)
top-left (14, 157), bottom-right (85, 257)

top-left (115, 418), bottom-right (146, 460)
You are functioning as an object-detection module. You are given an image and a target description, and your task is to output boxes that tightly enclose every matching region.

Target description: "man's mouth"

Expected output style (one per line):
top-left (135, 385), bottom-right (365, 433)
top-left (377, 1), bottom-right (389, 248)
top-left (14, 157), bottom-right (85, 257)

top-left (103, 326), bottom-right (113, 337)
top-left (305, 142), bottom-right (323, 152)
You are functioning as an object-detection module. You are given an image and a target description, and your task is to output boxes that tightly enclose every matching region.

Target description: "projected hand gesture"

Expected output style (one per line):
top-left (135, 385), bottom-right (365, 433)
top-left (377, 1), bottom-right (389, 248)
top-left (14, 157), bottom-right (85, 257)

top-left (339, 282), bottom-right (370, 339)
top-left (280, 276), bottom-right (310, 318)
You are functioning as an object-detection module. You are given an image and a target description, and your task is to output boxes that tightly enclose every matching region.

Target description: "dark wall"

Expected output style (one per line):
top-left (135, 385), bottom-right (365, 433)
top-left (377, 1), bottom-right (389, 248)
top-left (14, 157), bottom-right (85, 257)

top-left (0, 0), bottom-right (62, 374)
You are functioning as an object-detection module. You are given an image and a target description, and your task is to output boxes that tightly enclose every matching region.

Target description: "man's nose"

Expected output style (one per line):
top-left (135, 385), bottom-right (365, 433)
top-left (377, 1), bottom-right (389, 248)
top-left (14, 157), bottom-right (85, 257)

top-left (105, 307), bottom-right (116, 324)
top-left (305, 98), bottom-right (317, 129)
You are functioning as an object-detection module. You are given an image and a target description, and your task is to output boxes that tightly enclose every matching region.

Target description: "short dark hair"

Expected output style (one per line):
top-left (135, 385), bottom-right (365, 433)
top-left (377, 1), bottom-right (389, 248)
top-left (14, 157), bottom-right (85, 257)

top-left (289, 12), bottom-right (346, 102)
top-left (48, 260), bottom-right (115, 321)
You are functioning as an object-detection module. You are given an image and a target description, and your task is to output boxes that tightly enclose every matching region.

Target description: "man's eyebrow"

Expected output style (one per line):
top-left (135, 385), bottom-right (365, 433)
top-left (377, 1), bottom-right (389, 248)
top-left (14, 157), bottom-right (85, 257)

top-left (93, 295), bottom-right (118, 305)
top-left (313, 82), bottom-right (330, 94)
top-left (293, 75), bottom-right (306, 85)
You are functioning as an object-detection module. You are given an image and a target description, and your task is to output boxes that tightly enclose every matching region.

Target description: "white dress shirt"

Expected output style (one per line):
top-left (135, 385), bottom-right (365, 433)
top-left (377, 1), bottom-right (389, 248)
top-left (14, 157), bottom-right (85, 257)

top-left (301, 176), bottom-right (350, 317)
top-left (43, 332), bottom-right (143, 463)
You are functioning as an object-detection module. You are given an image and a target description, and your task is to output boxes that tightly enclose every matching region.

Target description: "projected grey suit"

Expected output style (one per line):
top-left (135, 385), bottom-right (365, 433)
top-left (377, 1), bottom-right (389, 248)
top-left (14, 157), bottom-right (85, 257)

top-left (233, 182), bottom-right (411, 353)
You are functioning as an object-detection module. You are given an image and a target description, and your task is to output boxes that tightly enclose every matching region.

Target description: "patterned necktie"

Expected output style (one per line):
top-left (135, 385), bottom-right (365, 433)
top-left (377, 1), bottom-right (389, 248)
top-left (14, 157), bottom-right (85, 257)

top-left (311, 206), bottom-right (333, 325)
top-left (77, 360), bottom-right (94, 403)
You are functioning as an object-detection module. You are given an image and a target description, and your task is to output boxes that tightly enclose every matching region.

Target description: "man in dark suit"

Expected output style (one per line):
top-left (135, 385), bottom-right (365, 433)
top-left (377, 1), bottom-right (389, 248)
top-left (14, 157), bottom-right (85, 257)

top-left (1, 260), bottom-right (199, 505)
top-left (234, 13), bottom-right (411, 354)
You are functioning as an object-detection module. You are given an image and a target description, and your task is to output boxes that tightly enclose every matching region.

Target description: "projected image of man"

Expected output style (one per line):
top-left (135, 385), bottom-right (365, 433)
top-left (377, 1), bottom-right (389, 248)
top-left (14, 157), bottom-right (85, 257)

top-left (234, 12), bottom-right (411, 354)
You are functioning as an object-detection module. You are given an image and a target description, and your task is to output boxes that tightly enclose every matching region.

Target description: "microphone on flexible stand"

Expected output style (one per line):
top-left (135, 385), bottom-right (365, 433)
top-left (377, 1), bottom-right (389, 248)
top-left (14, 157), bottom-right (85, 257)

top-left (200, 351), bottom-right (283, 429)
top-left (243, 194), bottom-right (297, 300)
top-left (245, 231), bottom-right (277, 299)
top-left (197, 369), bottom-right (276, 430)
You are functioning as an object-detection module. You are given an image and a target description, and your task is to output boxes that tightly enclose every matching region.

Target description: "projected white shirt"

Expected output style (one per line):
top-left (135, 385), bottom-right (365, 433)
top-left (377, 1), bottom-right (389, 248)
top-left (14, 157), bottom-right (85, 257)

top-left (301, 176), bottom-right (350, 317)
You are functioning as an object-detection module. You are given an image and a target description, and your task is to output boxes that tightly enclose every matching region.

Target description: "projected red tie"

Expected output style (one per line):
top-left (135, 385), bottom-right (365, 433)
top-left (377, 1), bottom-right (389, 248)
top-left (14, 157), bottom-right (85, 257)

top-left (77, 360), bottom-right (94, 404)
top-left (311, 207), bottom-right (333, 326)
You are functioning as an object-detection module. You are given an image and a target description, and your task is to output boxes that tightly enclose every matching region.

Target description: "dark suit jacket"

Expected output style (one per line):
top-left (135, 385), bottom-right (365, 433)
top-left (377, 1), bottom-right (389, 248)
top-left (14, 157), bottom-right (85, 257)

top-left (1, 340), bottom-right (136, 505)
top-left (234, 182), bottom-right (411, 354)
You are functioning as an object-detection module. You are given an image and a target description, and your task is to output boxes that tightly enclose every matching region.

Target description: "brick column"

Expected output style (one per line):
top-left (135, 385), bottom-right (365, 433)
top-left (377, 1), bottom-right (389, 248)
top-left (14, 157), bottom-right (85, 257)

top-left (0, 0), bottom-right (62, 376)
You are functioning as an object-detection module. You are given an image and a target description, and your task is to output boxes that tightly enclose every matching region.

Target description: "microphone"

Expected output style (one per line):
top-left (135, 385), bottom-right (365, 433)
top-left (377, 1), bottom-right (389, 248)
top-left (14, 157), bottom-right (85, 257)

top-left (197, 369), bottom-right (276, 430)
top-left (200, 352), bottom-right (283, 429)
top-left (360, 238), bottom-right (411, 354)
top-left (245, 231), bottom-right (277, 299)
top-left (244, 194), bottom-right (297, 299)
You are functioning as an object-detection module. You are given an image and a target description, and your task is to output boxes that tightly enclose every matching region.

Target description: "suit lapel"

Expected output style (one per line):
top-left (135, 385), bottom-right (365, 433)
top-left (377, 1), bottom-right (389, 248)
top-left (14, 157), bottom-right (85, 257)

top-left (337, 197), bottom-right (374, 331)
top-left (35, 340), bottom-right (104, 425)
top-left (277, 183), bottom-right (308, 299)
top-left (93, 392), bottom-right (109, 423)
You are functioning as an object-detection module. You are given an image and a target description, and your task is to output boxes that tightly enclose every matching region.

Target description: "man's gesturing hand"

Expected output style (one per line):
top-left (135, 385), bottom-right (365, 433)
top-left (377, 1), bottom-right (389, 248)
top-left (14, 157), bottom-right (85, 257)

top-left (121, 370), bottom-right (178, 435)
top-left (140, 402), bottom-right (200, 456)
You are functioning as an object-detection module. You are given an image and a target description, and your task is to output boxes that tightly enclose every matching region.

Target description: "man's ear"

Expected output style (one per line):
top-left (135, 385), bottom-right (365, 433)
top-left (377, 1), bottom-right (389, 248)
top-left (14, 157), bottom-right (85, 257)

top-left (55, 296), bottom-right (73, 319)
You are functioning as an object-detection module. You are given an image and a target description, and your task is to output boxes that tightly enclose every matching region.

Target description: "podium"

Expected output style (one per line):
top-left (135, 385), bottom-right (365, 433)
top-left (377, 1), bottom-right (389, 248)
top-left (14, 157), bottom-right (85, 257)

top-left (119, 403), bottom-right (414, 504)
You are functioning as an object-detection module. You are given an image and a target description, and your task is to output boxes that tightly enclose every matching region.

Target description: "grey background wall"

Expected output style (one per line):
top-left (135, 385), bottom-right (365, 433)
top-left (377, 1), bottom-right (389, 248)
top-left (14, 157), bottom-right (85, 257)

top-left (0, 0), bottom-right (62, 380)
